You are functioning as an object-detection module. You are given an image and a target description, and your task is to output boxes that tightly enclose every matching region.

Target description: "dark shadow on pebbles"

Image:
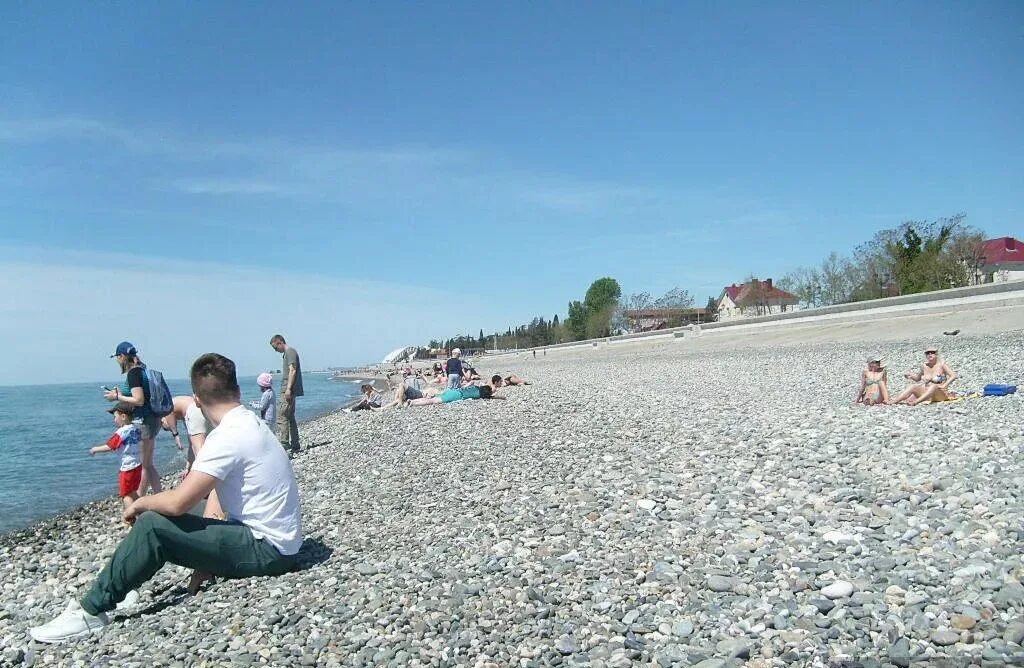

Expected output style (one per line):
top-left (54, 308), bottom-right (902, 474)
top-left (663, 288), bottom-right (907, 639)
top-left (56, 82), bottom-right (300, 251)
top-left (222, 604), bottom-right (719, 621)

top-left (292, 536), bottom-right (333, 570)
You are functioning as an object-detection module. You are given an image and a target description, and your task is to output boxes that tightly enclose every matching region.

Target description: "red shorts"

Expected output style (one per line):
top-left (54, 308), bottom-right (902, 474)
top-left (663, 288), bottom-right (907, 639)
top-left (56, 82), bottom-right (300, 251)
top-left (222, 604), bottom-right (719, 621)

top-left (119, 467), bottom-right (142, 497)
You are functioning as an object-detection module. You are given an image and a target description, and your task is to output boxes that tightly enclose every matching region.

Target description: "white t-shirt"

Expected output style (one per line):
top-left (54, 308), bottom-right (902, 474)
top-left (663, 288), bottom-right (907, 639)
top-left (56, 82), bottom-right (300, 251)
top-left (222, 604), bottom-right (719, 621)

top-left (106, 424), bottom-right (142, 472)
top-left (192, 405), bottom-right (303, 555)
top-left (184, 404), bottom-right (213, 436)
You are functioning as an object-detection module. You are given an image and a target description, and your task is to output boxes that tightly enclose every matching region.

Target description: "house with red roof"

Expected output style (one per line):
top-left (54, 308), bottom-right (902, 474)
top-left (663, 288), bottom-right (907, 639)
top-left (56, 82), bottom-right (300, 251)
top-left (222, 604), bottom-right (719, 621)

top-left (980, 237), bottom-right (1024, 283)
top-left (716, 278), bottom-right (800, 321)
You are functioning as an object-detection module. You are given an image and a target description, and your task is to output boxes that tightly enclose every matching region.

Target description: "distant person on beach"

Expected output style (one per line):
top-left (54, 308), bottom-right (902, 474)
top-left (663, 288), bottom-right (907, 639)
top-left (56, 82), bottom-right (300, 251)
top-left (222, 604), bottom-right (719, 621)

top-left (30, 353), bottom-right (302, 644)
top-left (432, 362), bottom-right (443, 377)
top-left (503, 373), bottom-right (531, 386)
top-left (104, 342), bottom-right (161, 496)
top-left (349, 384), bottom-right (384, 412)
top-left (383, 367), bottom-right (432, 408)
top-left (409, 377), bottom-right (505, 406)
top-left (89, 403), bottom-right (143, 512)
top-left (249, 373), bottom-right (277, 427)
top-left (892, 346), bottom-right (959, 405)
top-left (161, 396), bottom-right (213, 474)
top-left (855, 357), bottom-right (890, 405)
top-left (446, 348), bottom-right (469, 389)
top-left (270, 334), bottom-right (303, 454)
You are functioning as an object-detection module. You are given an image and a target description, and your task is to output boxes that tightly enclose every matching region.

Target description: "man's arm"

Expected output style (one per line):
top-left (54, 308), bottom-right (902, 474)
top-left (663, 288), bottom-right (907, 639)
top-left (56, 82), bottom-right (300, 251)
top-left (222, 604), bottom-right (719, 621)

top-left (123, 471), bottom-right (218, 524)
top-left (285, 364), bottom-right (297, 397)
top-left (189, 432), bottom-right (207, 460)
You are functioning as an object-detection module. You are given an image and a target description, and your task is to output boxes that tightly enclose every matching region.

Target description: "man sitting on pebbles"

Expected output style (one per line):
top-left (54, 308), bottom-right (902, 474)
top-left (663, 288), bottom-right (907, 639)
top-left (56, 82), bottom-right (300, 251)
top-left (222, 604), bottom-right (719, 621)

top-left (30, 353), bottom-right (303, 644)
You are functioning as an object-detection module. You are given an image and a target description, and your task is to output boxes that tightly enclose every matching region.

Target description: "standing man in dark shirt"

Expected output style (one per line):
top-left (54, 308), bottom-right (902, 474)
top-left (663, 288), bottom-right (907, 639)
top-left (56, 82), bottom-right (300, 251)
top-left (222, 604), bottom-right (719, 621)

top-left (269, 334), bottom-right (303, 454)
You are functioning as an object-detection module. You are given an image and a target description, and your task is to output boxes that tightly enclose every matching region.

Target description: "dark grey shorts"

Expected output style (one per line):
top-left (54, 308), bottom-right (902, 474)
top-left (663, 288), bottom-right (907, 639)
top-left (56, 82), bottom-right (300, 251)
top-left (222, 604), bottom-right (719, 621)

top-left (137, 413), bottom-right (162, 440)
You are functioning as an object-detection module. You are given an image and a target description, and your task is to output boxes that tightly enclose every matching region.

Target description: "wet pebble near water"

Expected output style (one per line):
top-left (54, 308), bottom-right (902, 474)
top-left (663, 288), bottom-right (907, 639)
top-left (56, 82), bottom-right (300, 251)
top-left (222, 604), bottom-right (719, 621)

top-left (0, 331), bottom-right (1023, 665)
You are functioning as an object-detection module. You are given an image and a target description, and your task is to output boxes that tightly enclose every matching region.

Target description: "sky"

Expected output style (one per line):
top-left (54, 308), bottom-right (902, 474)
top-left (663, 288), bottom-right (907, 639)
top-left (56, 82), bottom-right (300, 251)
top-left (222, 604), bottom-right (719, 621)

top-left (2, 2), bottom-right (1022, 385)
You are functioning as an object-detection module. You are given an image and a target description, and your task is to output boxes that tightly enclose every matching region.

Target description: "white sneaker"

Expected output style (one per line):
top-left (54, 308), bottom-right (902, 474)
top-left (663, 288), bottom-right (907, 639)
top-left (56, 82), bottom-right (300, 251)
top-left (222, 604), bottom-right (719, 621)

top-left (115, 589), bottom-right (139, 611)
top-left (29, 599), bottom-right (108, 643)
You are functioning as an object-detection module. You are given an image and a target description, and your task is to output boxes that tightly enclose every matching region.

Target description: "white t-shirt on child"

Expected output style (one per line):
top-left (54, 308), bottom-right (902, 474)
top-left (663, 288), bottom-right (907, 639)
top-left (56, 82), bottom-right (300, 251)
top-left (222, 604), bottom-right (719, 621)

top-left (107, 424), bottom-right (142, 471)
top-left (192, 405), bottom-right (303, 555)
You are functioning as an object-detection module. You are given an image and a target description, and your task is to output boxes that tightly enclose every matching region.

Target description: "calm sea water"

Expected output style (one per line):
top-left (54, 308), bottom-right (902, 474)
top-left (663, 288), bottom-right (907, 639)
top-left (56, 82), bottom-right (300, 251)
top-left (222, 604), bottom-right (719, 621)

top-left (0, 373), bottom-right (362, 535)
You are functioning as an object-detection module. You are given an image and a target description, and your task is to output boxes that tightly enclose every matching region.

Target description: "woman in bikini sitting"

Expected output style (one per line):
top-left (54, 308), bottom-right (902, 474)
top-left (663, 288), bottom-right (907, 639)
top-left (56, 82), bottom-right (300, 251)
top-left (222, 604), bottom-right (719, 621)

top-left (891, 346), bottom-right (958, 405)
top-left (855, 356), bottom-right (890, 405)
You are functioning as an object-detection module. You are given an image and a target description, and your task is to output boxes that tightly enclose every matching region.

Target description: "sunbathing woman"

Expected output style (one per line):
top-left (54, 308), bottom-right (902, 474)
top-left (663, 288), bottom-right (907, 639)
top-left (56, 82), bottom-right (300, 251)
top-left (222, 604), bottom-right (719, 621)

top-left (855, 357), bottom-right (890, 405)
top-left (892, 347), bottom-right (958, 405)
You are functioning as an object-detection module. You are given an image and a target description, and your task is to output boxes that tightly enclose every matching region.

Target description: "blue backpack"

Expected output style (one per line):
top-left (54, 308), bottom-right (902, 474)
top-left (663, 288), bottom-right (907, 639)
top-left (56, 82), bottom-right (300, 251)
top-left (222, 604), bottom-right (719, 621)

top-left (142, 367), bottom-right (174, 416)
top-left (983, 384), bottom-right (1018, 397)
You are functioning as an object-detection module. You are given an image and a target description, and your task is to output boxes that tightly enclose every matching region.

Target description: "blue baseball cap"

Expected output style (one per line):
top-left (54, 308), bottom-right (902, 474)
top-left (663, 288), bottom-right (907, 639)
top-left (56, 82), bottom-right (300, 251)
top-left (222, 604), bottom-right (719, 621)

top-left (111, 341), bottom-right (138, 358)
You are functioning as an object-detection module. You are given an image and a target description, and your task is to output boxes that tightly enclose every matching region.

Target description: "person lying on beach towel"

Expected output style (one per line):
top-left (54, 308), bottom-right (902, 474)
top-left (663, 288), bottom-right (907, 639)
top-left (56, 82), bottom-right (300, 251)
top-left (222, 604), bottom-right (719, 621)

top-left (891, 346), bottom-right (959, 405)
top-left (408, 377), bottom-right (505, 406)
top-left (854, 357), bottom-right (890, 405)
top-left (29, 353), bottom-right (302, 644)
top-left (502, 373), bottom-right (531, 386)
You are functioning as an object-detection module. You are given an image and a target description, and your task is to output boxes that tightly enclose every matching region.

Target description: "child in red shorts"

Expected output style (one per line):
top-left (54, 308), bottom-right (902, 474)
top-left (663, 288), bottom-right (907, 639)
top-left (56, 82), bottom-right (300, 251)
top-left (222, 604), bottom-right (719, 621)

top-left (90, 402), bottom-right (143, 510)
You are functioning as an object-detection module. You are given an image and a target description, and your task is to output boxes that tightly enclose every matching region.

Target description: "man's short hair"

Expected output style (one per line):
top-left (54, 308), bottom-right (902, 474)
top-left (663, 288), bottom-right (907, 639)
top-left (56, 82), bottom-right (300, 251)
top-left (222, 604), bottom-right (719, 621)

top-left (270, 334), bottom-right (286, 345)
top-left (191, 353), bottom-right (241, 404)
top-left (491, 374), bottom-right (503, 385)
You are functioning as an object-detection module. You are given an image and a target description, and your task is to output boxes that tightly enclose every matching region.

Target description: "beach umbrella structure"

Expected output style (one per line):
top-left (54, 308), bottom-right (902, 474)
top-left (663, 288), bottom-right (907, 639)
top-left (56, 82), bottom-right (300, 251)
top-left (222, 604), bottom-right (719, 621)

top-left (382, 346), bottom-right (418, 365)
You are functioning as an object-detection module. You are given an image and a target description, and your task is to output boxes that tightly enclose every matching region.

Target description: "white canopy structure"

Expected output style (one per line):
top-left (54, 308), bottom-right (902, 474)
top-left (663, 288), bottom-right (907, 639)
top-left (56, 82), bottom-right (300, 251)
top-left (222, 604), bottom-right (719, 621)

top-left (382, 346), bottom-right (418, 365)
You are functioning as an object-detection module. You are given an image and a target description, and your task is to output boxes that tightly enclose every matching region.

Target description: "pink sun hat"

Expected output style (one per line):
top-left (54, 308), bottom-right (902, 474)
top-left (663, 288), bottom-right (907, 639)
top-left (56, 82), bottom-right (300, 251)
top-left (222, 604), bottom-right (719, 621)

top-left (257, 372), bottom-right (274, 388)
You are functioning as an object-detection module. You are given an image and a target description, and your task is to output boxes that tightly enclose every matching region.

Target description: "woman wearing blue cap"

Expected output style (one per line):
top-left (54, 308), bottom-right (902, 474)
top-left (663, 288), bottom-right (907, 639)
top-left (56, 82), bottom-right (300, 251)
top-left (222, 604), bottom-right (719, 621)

top-left (104, 342), bottom-right (161, 495)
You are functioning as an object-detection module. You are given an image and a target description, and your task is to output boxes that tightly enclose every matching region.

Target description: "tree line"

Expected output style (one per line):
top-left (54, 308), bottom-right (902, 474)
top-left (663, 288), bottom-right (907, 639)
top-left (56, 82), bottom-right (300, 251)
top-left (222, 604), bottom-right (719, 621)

top-left (419, 213), bottom-right (985, 355)
top-left (777, 214), bottom-right (986, 307)
top-left (421, 278), bottom-right (708, 354)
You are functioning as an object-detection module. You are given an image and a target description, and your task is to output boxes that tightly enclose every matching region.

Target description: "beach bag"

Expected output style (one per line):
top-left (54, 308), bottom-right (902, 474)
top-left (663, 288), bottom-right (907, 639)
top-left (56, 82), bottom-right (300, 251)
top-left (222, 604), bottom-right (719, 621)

top-left (143, 367), bottom-right (174, 416)
top-left (983, 384), bottom-right (1017, 397)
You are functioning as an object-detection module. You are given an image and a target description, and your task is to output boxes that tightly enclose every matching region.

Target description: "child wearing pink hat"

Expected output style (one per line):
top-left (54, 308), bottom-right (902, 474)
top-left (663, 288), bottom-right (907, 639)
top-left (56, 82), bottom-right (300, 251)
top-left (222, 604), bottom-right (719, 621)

top-left (249, 372), bottom-right (277, 427)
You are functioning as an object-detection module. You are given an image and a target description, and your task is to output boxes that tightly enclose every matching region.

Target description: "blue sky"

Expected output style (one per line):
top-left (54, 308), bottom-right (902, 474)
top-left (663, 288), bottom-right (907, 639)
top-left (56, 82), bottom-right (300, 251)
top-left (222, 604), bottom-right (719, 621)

top-left (2, 2), bottom-right (1022, 384)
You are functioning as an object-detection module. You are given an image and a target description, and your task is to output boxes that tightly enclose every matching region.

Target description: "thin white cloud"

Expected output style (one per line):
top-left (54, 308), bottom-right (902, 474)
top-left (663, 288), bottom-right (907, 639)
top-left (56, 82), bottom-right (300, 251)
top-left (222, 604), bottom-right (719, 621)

top-left (0, 245), bottom-right (503, 386)
top-left (170, 178), bottom-right (289, 196)
top-left (0, 113), bottom-right (706, 219)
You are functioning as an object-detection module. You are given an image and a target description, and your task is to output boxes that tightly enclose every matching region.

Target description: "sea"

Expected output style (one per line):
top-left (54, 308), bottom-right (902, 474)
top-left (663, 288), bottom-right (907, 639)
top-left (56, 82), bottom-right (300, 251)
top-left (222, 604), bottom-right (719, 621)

top-left (0, 373), bottom-right (363, 535)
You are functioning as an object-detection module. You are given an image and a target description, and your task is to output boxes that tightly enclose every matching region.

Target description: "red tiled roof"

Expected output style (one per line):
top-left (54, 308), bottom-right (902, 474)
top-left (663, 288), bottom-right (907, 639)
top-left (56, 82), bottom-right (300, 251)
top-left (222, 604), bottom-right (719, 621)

top-left (721, 284), bottom-right (742, 301)
top-left (734, 279), bottom-right (798, 306)
top-left (981, 237), bottom-right (1024, 265)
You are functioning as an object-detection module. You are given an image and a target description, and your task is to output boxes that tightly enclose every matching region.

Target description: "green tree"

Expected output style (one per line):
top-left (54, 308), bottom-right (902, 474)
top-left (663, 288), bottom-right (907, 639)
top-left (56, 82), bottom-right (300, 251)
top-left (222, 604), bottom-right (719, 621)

top-left (581, 277), bottom-right (621, 338)
top-left (566, 300), bottom-right (588, 341)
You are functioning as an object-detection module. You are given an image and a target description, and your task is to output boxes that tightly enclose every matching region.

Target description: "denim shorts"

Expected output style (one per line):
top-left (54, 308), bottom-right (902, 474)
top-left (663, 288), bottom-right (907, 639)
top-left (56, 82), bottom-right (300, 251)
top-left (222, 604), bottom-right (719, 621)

top-left (136, 413), bottom-right (162, 440)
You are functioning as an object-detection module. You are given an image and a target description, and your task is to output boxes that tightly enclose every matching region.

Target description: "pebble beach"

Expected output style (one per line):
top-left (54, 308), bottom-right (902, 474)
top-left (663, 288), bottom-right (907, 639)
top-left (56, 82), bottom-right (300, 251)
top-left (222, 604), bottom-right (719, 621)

top-left (2, 318), bottom-right (1023, 666)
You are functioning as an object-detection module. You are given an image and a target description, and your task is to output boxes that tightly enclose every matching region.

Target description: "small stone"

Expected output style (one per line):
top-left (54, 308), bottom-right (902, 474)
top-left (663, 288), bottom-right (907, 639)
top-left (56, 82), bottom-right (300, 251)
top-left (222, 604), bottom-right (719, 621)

top-left (810, 598), bottom-right (835, 613)
top-left (888, 637), bottom-right (910, 668)
top-left (950, 614), bottom-right (976, 630)
top-left (715, 639), bottom-right (752, 659)
top-left (555, 635), bottom-right (577, 655)
top-left (930, 629), bottom-right (960, 646)
top-left (1004, 622), bottom-right (1024, 645)
top-left (994, 582), bottom-right (1024, 607)
top-left (636, 499), bottom-right (657, 511)
top-left (821, 580), bottom-right (854, 599)
top-left (672, 620), bottom-right (694, 637)
top-left (707, 575), bottom-right (736, 592)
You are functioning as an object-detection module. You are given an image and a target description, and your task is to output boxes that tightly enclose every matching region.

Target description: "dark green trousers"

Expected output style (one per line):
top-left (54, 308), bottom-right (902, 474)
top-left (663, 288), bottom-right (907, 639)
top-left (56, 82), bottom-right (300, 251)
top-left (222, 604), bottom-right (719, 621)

top-left (81, 511), bottom-right (296, 615)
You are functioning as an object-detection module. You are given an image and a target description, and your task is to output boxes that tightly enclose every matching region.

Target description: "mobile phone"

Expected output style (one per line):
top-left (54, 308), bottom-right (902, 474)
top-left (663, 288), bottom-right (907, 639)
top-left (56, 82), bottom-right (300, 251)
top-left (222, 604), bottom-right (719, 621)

top-left (101, 385), bottom-right (112, 391)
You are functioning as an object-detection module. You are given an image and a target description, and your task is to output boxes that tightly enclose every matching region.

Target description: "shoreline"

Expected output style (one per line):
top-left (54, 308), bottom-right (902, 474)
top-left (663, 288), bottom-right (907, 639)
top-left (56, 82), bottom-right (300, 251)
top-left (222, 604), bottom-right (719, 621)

top-left (2, 316), bottom-right (1023, 665)
top-left (0, 401), bottom-right (354, 541)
